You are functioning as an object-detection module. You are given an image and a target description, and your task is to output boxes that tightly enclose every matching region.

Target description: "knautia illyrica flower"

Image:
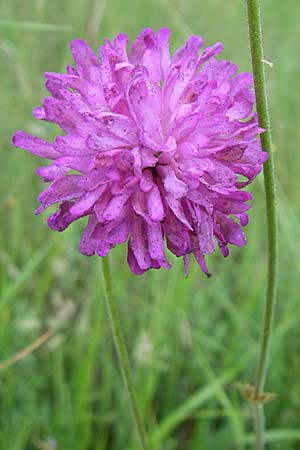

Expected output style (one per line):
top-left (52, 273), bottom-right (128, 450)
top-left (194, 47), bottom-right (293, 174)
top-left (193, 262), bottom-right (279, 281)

top-left (12, 28), bottom-right (267, 275)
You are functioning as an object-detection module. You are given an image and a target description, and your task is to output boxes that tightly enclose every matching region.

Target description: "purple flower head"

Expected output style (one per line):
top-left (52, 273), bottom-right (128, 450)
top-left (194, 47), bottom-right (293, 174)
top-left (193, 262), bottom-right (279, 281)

top-left (12, 28), bottom-right (267, 276)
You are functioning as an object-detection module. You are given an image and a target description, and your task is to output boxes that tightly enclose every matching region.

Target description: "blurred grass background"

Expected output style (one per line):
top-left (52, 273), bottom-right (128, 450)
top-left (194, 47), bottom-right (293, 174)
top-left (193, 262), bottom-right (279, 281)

top-left (1, 0), bottom-right (300, 449)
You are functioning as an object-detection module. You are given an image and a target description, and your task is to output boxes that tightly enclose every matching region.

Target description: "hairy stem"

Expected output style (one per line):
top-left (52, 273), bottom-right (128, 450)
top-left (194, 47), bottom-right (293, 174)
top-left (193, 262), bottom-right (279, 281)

top-left (246, 0), bottom-right (278, 449)
top-left (100, 256), bottom-right (149, 450)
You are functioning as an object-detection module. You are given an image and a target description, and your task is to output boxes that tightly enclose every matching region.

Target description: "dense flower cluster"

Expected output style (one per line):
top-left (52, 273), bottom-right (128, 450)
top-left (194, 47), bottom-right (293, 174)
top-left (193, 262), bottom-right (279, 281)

top-left (12, 28), bottom-right (267, 275)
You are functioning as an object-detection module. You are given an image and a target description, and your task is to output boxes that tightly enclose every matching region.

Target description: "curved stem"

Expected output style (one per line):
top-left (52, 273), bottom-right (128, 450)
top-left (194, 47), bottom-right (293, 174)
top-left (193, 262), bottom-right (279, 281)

top-left (100, 256), bottom-right (149, 450)
top-left (246, 0), bottom-right (278, 449)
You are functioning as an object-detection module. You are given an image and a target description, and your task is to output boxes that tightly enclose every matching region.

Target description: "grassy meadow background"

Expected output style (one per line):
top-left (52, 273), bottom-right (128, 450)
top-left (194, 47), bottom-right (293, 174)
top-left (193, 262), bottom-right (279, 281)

top-left (1, 0), bottom-right (300, 449)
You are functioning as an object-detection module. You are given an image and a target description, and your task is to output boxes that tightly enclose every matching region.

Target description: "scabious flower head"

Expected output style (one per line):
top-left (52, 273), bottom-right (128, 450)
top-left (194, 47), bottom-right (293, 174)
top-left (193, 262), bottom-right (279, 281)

top-left (12, 28), bottom-right (267, 276)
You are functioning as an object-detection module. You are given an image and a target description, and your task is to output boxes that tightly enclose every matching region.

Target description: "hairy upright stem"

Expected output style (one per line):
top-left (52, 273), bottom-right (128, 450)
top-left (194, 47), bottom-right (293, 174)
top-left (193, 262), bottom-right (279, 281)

top-left (100, 256), bottom-right (149, 450)
top-left (246, 1), bottom-right (278, 449)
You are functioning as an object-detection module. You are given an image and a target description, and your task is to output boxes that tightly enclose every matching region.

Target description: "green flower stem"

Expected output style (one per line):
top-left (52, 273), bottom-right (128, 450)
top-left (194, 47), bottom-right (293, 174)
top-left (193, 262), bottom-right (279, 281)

top-left (254, 404), bottom-right (265, 450)
top-left (100, 256), bottom-right (149, 450)
top-left (246, 1), bottom-right (278, 449)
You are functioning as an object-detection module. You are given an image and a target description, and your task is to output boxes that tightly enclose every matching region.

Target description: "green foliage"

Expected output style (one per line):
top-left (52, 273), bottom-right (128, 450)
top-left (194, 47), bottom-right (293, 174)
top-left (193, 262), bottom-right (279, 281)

top-left (1, 0), bottom-right (300, 449)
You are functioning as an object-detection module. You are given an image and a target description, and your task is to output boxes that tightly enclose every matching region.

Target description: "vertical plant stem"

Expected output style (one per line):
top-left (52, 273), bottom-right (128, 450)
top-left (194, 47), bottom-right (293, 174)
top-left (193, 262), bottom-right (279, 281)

top-left (254, 404), bottom-right (265, 450)
top-left (100, 256), bottom-right (149, 450)
top-left (246, 0), bottom-right (278, 449)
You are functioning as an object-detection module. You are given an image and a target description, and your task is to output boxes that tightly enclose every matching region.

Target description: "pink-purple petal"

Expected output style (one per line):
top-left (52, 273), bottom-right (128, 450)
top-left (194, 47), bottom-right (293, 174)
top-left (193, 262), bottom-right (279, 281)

top-left (12, 131), bottom-right (60, 159)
